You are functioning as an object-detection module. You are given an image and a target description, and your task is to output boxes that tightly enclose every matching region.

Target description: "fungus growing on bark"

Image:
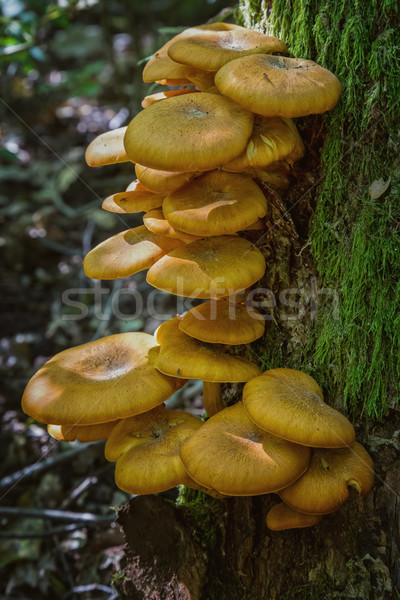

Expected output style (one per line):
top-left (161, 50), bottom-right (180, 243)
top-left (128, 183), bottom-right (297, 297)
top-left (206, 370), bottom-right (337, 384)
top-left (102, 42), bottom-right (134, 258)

top-left (266, 503), bottom-right (322, 531)
top-left (243, 368), bottom-right (355, 448)
top-left (146, 235), bottom-right (266, 299)
top-left (179, 299), bottom-right (265, 345)
top-left (123, 92), bottom-right (254, 172)
top-left (22, 333), bottom-right (180, 425)
top-left (85, 127), bottom-right (129, 167)
top-left (83, 226), bottom-right (185, 280)
top-left (135, 164), bottom-right (199, 194)
top-left (167, 26), bottom-right (287, 71)
top-left (279, 442), bottom-right (374, 514)
top-left (143, 209), bottom-right (202, 242)
top-left (162, 170), bottom-right (268, 236)
top-left (47, 420), bottom-right (119, 443)
top-left (215, 54), bottom-right (342, 117)
top-left (105, 405), bottom-right (203, 495)
top-left (180, 402), bottom-right (311, 496)
top-left (101, 181), bottom-right (164, 214)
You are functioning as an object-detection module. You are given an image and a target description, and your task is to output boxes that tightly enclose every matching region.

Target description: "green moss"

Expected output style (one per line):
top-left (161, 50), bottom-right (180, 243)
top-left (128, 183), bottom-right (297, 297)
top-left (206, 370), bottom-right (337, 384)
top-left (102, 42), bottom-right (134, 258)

top-left (176, 485), bottom-right (222, 550)
top-left (239, 0), bottom-right (400, 418)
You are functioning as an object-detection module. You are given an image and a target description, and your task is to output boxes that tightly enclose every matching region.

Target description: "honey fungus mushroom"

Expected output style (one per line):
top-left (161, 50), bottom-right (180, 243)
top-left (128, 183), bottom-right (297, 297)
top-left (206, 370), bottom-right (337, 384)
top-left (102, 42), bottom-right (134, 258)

top-left (279, 443), bottom-right (374, 515)
top-left (243, 368), bottom-right (355, 448)
top-left (105, 405), bottom-right (203, 495)
top-left (123, 93), bottom-right (254, 172)
top-left (146, 235), bottom-right (266, 299)
top-left (21, 333), bottom-right (180, 426)
top-left (180, 402), bottom-right (311, 496)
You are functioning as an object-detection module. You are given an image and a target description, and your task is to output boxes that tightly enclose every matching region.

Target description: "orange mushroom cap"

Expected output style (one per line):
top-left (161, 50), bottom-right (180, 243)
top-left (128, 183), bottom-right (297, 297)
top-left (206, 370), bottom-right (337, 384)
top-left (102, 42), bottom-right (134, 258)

top-left (83, 225), bottom-right (185, 280)
top-left (243, 368), bottom-right (355, 448)
top-left (152, 316), bottom-right (262, 382)
top-left (215, 54), bottom-right (341, 118)
top-left (21, 333), bottom-right (179, 425)
top-left (168, 27), bottom-right (287, 72)
top-left (105, 405), bottom-right (203, 495)
top-left (123, 93), bottom-right (254, 172)
top-left (179, 299), bottom-right (265, 345)
top-left (85, 127), bottom-right (129, 167)
top-left (47, 420), bottom-right (119, 443)
top-left (180, 402), bottom-right (311, 496)
top-left (279, 443), bottom-right (374, 514)
top-left (162, 170), bottom-right (268, 237)
top-left (266, 503), bottom-right (322, 531)
top-left (147, 235), bottom-right (266, 299)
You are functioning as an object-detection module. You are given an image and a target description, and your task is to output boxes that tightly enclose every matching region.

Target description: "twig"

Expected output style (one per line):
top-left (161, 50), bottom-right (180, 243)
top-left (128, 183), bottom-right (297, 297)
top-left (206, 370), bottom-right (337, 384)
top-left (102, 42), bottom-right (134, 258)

top-left (60, 476), bottom-right (98, 509)
top-left (64, 584), bottom-right (118, 599)
top-left (0, 506), bottom-right (114, 522)
top-left (0, 441), bottom-right (104, 492)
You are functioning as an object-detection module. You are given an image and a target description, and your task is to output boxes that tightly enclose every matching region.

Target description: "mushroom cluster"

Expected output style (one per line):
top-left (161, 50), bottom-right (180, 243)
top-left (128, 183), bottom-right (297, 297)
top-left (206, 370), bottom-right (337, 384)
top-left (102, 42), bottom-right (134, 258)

top-left (21, 21), bottom-right (373, 530)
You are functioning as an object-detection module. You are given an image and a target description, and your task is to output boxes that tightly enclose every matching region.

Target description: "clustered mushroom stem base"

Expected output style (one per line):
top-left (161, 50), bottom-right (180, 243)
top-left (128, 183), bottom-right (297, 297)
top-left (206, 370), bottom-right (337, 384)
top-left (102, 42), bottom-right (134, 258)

top-left (202, 381), bottom-right (224, 416)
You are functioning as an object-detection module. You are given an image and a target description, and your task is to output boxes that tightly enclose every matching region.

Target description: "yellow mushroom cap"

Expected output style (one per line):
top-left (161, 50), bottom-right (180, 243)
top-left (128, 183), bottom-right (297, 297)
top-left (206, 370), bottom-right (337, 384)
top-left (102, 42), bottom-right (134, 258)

top-left (143, 209), bottom-right (201, 242)
top-left (179, 299), bottom-right (265, 345)
top-left (141, 87), bottom-right (200, 109)
top-left (146, 235), bottom-right (266, 299)
top-left (105, 405), bottom-right (203, 495)
top-left (83, 225), bottom-right (185, 280)
top-left (215, 54), bottom-right (342, 118)
top-left (279, 442), bottom-right (374, 515)
top-left (135, 164), bottom-right (198, 194)
top-left (142, 23), bottom-right (238, 86)
top-left (266, 503), bottom-right (322, 531)
top-left (123, 93), bottom-right (254, 172)
top-left (222, 117), bottom-right (304, 172)
top-left (180, 402), bottom-right (311, 496)
top-left (162, 170), bottom-right (268, 237)
top-left (243, 368), bottom-right (355, 448)
top-left (102, 182), bottom-right (164, 214)
top-left (85, 127), bottom-right (129, 167)
top-left (168, 27), bottom-right (287, 72)
top-left (47, 420), bottom-right (119, 443)
top-left (153, 317), bottom-right (261, 382)
top-left (21, 333), bottom-right (179, 425)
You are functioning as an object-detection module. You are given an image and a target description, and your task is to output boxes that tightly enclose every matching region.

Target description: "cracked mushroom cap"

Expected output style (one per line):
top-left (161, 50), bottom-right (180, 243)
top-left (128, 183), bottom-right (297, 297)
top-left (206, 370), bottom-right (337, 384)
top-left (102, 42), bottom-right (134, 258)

top-left (152, 316), bottom-right (262, 382)
top-left (163, 170), bottom-right (268, 237)
top-left (47, 420), bottom-right (119, 442)
top-left (85, 127), bottom-right (129, 167)
top-left (105, 405), bottom-right (203, 495)
top-left (180, 402), bottom-right (311, 496)
top-left (123, 93), bottom-right (254, 172)
top-left (146, 235), bottom-right (266, 299)
top-left (279, 443), bottom-right (374, 514)
top-left (83, 225), bottom-right (185, 280)
top-left (179, 299), bottom-right (265, 345)
top-left (168, 27), bottom-right (287, 72)
top-left (243, 368), bottom-right (355, 448)
top-left (215, 54), bottom-right (341, 118)
top-left (135, 164), bottom-right (199, 194)
top-left (222, 116), bottom-right (304, 172)
top-left (266, 503), bottom-right (322, 531)
top-left (21, 333), bottom-right (179, 425)
top-left (143, 209), bottom-right (201, 242)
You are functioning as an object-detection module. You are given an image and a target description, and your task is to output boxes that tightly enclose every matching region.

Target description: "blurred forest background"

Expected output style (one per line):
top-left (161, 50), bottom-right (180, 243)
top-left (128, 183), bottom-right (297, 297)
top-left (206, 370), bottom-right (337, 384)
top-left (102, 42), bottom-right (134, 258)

top-left (0, 0), bottom-right (232, 597)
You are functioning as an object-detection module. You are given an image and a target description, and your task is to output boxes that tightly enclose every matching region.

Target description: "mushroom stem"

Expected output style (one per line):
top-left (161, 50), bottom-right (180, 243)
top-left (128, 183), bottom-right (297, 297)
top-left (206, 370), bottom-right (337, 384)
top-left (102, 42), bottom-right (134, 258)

top-left (203, 381), bottom-right (224, 416)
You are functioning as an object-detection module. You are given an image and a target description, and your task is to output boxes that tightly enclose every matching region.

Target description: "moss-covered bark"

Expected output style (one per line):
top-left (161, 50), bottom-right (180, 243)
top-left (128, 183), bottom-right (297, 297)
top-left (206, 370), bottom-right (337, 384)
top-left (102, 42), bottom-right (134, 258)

top-left (239, 0), bottom-right (400, 418)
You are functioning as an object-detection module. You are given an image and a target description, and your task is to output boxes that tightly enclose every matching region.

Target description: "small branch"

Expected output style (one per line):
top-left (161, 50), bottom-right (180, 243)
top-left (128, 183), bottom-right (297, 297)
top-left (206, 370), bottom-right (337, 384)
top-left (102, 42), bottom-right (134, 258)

top-left (0, 506), bottom-right (115, 523)
top-left (0, 441), bottom-right (104, 493)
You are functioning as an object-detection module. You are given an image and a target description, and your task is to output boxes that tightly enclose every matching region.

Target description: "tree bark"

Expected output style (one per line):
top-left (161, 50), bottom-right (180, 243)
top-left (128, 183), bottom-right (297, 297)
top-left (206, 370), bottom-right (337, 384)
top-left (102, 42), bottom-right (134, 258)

top-left (114, 2), bottom-right (400, 598)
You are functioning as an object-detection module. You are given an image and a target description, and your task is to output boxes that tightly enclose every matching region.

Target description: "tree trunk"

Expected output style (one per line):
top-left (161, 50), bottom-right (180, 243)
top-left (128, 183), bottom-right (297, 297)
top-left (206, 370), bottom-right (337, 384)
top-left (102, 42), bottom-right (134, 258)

top-left (114, 2), bottom-right (400, 598)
